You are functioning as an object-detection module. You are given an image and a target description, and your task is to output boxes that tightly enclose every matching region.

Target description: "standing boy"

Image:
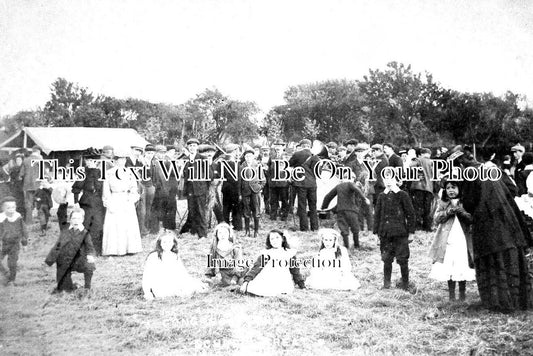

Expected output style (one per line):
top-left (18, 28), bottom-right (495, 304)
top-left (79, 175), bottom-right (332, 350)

top-left (0, 196), bottom-right (28, 285)
top-left (373, 174), bottom-right (416, 291)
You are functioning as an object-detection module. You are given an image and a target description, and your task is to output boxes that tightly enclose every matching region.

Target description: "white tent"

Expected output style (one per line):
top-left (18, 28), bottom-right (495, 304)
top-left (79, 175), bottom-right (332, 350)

top-left (0, 127), bottom-right (149, 156)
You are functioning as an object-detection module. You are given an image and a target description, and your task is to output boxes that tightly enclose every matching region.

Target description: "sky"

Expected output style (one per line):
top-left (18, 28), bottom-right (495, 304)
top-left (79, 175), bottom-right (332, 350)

top-left (1, 0), bottom-right (532, 116)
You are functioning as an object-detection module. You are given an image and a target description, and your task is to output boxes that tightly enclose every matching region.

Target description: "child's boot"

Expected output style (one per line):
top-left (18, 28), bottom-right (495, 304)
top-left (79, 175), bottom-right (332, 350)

top-left (353, 233), bottom-right (360, 249)
top-left (458, 281), bottom-right (466, 301)
top-left (84, 271), bottom-right (93, 289)
top-left (383, 263), bottom-right (392, 289)
top-left (448, 280), bottom-right (456, 301)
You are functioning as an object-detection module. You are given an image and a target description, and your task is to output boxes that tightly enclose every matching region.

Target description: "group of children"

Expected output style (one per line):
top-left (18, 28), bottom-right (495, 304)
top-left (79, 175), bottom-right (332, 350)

top-left (0, 174), bottom-right (475, 304)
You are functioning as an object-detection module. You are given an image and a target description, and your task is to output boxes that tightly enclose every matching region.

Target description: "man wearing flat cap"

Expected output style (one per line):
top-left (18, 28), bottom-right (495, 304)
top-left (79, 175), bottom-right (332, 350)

top-left (344, 139), bottom-right (358, 165)
top-left (289, 139), bottom-right (320, 231)
top-left (183, 138), bottom-right (211, 239)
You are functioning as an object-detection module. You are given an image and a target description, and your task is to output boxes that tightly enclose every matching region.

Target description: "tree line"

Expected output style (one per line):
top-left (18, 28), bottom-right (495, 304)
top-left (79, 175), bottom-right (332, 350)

top-left (3, 62), bottom-right (533, 150)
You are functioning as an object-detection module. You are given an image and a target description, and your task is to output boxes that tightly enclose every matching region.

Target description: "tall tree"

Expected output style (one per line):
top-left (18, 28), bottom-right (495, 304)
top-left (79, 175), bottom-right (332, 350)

top-left (359, 62), bottom-right (442, 146)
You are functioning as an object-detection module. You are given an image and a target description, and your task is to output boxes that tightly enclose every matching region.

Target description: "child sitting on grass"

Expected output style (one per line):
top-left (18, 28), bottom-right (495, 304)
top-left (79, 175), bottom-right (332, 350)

top-left (306, 228), bottom-right (360, 290)
top-left (142, 232), bottom-right (208, 300)
top-left (373, 172), bottom-right (416, 291)
top-left (0, 196), bottom-right (28, 286)
top-left (429, 180), bottom-right (475, 301)
top-left (45, 209), bottom-right (96, 292)
top-left (240, 229), bottom-right (305, 296)
top-left (205, 222), bottom-right (246, 287)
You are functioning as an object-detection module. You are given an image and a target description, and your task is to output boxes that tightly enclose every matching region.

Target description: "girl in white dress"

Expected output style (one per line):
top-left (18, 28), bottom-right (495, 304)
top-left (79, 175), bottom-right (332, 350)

top-left (428, 181), bottom-right (475, 301)
top-left (306, 228), bottom-right (360, 290)
top-left (102, 155), bottom-right (142, 256)
top-left (240, 229), bottom-right (305, 296)
top-left (142, 233), bottom-right (208, 300)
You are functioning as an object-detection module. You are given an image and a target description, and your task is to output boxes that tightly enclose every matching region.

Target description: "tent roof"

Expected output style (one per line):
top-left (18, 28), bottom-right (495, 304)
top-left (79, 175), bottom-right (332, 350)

top-left (21, 127), bottom-right (149, 155)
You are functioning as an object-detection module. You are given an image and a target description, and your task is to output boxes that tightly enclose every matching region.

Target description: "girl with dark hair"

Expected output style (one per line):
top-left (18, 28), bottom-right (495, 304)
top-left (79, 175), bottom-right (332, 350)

top-left (428, 181), bottom-right (475, 301)
top-left (240, 229), bottom-right (305, 296)
top-left (142, 233), bottom-right (207, 300)
top-left (306, 228), bottom-right (360, 290)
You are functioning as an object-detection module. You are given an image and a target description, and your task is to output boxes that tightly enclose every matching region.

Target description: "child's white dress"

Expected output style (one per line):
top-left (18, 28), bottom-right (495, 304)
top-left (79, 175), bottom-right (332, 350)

top-left (142, 252), bottom-right (207, 298)
top-left (429, 216), bottom-right (476, 282)
top-left (306, 246), bottom-right (360, 290)
top-left (246, 248), bottom-right (297, 296)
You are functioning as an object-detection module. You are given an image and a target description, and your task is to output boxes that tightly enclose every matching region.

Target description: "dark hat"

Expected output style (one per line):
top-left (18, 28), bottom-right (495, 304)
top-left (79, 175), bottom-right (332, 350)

top-left (0, 196), bottom-right (16, 205)
top-left (199, 144), bottom-right (216, 153)
top-left (299, 139), bottom-right (312, 147)
top-left (371, 144), bottom-right (383, 151)
top-left (131, 145), bottom-right (143, 152)
top-left (84, 153), bottom-right (101, 160)
top-left (273, 141), bottom-right (286, 147)
top-left (261, 146), bottom-right (270, 151)
top-left (345, 139), bottom-right (358, 146)
top-left (145, 144), bottom-right (156, 152)
top-left (326, 141), bottom-right (338, 149)
top-left (186, 138), bottom-right (200, 146)
top-left (420, 147), bottom-right (431, 155)
top-left (166, 145), bottom-right (176, 151)
top-left (253, 144), bottom-right (262, 149)
top-left (243, 149), bottom-right (255, 156)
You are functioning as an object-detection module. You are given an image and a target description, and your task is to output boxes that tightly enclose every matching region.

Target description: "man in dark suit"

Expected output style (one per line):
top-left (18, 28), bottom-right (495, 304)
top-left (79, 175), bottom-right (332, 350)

top-left (183, 138), bottom-right (211, 239)
top-left (343, 139), bottom-right (358, 165)
top-left (370, 144), bottom-right (389, 205)
top-left (383, 143), bottom-right (403, 168)
top-left (289, 139), bottom-right (320, 231)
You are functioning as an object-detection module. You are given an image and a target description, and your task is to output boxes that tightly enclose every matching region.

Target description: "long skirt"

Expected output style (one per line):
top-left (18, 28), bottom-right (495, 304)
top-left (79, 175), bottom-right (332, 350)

top-left (102, 192), bottom-right (142, 256)
top-left (475, 247), bottom-right (533, 312)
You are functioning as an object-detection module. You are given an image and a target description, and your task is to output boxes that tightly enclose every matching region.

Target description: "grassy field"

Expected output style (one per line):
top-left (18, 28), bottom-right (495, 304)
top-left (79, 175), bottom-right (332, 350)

top-left (1, 204), bottom-right (533, 356)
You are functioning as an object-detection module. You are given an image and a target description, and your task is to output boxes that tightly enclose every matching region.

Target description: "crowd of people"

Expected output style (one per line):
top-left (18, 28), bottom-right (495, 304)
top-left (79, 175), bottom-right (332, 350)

top-left (0, 138), bottom-right (532, 313)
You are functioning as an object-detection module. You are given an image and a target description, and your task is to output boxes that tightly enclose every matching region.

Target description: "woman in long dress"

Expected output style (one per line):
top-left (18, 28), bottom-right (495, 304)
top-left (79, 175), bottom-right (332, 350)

top-left (102, 155), bottom-right (142, 256)
top-left (451, 146), bottom-right (533, 312)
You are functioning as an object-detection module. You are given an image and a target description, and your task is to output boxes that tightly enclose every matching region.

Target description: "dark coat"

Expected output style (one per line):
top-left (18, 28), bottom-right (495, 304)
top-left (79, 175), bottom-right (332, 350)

top-left (289, 149), bottom-right (320, 188)
top-left (238, 161), bottom-right (266, 197)
top-left (371, 154), bottom-right (389, 192)
top-left (373, 190), bottom-right (416, 237)
top-left (0, 213), bottom-right (28, 251)
top-left (461, 168), bottom-right (533, 259)
top-left (321, 182), bottom-right (366, 214)
top-left (428, 200), bottom-right (474, 264)
top-left (387, 153), bottom-right (403, 168)
top-left (72, 168), bottom-right (104, 208)
top-left (45, 227), bottom-right (96, 282)
top-left (183, 153), bottom-right (211, 196)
